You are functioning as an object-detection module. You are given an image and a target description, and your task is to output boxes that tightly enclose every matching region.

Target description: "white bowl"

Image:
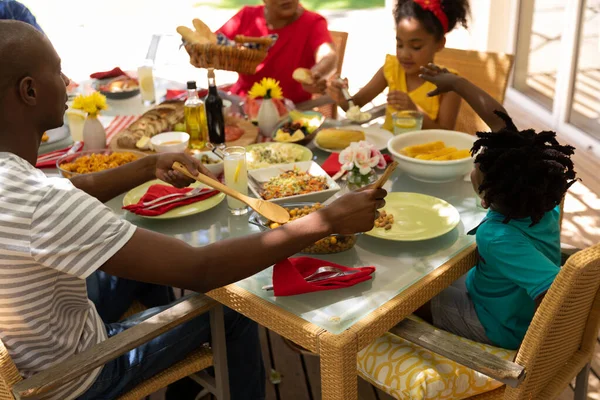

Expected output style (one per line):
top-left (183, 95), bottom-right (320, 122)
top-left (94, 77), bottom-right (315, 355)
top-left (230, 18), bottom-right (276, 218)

top-left (387, 130), bottom-right (477, 183)
top-left (248, 161), bottom-right (340, 204)
top-left (193, 151), bottom-right (224, 176)
top-left (150, 132), bottom-right (190, 153)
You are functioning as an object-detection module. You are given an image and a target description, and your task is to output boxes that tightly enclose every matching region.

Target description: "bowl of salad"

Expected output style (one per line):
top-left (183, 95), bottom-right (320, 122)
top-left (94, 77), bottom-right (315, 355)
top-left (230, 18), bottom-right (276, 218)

top-left (245, 143), bottom-right (313, 170)
top-left (271, 110), bottom-right (325, 145)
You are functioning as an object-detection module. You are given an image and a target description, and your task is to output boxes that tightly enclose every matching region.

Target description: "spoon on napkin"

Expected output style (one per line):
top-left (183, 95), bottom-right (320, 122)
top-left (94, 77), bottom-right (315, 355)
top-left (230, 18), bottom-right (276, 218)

top-left (172, 162), bottom-right (290, 224)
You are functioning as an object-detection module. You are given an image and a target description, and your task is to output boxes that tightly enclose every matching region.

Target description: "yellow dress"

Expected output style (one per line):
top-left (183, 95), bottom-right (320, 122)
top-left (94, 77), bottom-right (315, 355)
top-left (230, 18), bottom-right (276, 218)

top-left (382, 54), bottom-right (457, 131)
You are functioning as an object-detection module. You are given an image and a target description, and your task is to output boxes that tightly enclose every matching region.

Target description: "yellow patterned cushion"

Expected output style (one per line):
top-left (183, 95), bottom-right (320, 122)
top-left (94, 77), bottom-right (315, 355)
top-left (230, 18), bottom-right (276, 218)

top-left (357, 319), bottom-right (516, 400)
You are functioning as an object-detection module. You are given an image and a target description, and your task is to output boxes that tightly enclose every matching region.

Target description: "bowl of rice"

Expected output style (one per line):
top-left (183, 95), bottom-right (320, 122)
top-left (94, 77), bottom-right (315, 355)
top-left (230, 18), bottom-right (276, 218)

top-left (245, 143), bottom-right (313, 170)
top-left (57, 149), bottom-right (147, 178)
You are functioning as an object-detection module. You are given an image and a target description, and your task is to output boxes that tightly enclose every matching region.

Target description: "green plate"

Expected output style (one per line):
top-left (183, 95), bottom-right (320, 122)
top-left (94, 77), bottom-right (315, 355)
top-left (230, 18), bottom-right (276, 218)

top-left (123, 179), bottom-right (225, 220)
top-left (366, 192), bottom-right (460, 241)
top-left (245, 142), bottom-right (313, 170)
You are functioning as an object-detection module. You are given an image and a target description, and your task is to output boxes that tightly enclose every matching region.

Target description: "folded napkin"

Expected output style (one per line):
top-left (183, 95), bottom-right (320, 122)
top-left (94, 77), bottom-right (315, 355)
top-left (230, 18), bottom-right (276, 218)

top-left (90, 67), bottom-right (129, 80)
top-left (123, 185), bottom-right (219, 217)
top-left (272, 257), bottom-right (375, 297)
top-left (321, 153), bottom-right (393, 177)
top-left (165, 89), bottom-right (187, 101)
top-left (36, 142), bottom-right (84, 169)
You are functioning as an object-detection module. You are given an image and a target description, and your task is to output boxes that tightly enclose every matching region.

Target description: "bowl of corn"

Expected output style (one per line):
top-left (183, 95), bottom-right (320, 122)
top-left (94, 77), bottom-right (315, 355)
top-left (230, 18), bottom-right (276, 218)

top-left (387, 129), bottom-right (476, 183)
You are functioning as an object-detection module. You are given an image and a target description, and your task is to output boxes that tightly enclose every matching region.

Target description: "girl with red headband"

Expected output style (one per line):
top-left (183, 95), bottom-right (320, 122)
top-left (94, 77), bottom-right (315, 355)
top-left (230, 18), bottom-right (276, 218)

top-left (329, 0), bottom-right (469, 132)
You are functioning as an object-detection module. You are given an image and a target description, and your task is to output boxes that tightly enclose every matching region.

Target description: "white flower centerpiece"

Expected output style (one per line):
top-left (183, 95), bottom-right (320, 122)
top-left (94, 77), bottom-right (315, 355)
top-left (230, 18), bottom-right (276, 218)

top-left (339, 141), bottom-right (386, 189)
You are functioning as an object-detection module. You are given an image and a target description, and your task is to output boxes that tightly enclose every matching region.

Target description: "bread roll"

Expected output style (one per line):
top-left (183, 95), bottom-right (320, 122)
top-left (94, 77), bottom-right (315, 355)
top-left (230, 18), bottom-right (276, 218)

top-left (292, 68), bottom-right (313, 84)
top-left (176, 26), bottom-right (209, 44)
top-left (316, 129), bottom-right (366, 150)
top-left (192, 19), bottom-right (217, 44)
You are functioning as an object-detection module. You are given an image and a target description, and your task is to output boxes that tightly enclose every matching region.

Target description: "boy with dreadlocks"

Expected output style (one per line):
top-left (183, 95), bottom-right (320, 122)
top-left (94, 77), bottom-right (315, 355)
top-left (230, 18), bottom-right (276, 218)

top-left (410, 64), bottom-right (578, 349)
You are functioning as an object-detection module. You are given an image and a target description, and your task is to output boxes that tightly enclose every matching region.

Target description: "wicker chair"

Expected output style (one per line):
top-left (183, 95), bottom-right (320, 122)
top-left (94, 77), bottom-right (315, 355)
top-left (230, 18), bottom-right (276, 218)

top-left (388, 242), bottom-right (600, 400)
top-left (1, 294), bottom-right (231, 400)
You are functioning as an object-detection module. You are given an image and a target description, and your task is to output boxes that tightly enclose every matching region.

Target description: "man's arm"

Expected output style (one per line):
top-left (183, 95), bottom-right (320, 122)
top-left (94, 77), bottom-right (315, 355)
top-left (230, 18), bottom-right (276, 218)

top-left (70, 153), bottom-right (210, 203)
top-left (100, 188), bottom-right (387, 293)
top-left (420, 64), bottom-right (509, 132)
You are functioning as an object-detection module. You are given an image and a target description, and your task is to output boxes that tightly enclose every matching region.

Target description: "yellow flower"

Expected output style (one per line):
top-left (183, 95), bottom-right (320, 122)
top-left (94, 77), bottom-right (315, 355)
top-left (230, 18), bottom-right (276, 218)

top-left (71, 92), bottom-right (108, 117)
top-left (260, 78), bottom-right (283, 100)
top-left (247, 77), bottom-right (283, 100)
top-left (248, 82), bottom-right (267, 99)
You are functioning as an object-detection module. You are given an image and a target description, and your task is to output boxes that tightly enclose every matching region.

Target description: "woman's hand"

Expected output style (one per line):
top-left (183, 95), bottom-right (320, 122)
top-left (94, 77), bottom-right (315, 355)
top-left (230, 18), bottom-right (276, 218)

top-left (301, 69), bottom-right (327, 94)
top-left (419, 63), bottom-right (462, 97)
top-left (387, 90), bottom-right (417, 111)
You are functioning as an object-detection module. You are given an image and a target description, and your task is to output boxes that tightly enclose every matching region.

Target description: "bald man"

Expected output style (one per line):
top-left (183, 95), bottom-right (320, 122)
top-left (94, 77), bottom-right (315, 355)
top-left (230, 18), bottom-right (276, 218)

top-left (0, 21), bottom-right (386, 400)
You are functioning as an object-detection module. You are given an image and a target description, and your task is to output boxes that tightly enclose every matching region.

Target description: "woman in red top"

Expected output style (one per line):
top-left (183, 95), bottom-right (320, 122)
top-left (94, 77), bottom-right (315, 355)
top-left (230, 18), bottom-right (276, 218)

top-left (217, 0), bottom-right (338, 104)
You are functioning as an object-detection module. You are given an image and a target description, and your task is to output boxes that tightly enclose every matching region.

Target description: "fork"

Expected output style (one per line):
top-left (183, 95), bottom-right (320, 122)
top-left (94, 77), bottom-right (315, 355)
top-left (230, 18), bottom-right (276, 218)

top-left (144, 187), bottom-right (213, 210)
top-left (142, 187), bottom-right (204, 207)
top-left (261, 266), bottom-right (358, 291)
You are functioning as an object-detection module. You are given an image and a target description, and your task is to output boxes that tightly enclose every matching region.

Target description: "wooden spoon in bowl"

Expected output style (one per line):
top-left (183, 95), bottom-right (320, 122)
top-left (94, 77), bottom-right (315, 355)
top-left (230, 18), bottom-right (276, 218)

top-left (172, 162), bottom-right (290, 224)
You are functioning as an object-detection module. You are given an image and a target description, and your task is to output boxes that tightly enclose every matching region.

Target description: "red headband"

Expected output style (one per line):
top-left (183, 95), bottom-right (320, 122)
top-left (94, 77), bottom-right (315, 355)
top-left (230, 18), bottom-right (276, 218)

top-left (414, 0), bottom-right (449, 33)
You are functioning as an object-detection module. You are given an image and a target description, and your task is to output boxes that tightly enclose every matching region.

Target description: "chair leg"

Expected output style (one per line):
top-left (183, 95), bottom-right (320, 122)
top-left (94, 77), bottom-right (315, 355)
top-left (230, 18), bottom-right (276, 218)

top-left (574, 362), bottom-right (590, 400)
top-left (210, 305), bottom-right (230, 400)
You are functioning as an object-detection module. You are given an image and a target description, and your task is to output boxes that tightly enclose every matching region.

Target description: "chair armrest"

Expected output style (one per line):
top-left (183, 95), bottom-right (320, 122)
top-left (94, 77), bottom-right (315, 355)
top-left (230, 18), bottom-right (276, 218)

top-left (12, 294), bottom-right (217, 399)
top-left (561, 244), bottom-right (583, 266)
top-left (390, 319), bottom-right (525, 388)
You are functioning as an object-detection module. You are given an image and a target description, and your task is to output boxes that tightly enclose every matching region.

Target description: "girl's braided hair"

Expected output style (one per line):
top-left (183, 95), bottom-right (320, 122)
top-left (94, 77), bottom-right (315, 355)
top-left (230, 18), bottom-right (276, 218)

top-left (472, 111), bottom-right (577, 226)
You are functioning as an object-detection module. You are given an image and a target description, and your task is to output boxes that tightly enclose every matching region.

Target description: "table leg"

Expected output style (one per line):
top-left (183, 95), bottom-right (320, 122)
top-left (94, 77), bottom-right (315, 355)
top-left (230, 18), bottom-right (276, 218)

top-left (319, 332), bottom-right (358, 400)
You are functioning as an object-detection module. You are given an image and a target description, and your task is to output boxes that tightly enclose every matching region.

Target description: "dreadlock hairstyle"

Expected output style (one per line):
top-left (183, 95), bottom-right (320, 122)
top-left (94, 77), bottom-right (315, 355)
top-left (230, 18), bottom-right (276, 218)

top-left (472, 111), bottom-right (577, 226)
top-left (394, 0), bottom-right (470, 40)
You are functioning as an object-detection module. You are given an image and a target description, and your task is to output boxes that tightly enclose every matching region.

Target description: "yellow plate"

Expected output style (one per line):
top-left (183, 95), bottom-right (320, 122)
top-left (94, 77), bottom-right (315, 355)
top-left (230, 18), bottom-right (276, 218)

top-left (366, 192), bottom-right (460, 241)
top-left (123, 179), bottom-right (225, 220)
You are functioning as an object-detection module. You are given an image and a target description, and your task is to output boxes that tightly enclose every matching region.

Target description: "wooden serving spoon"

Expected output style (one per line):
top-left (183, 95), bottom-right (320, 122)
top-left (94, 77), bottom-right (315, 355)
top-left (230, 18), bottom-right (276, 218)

top-left (172, 162), bottom-right (290, 224)
top-left (373, 161), bottom-right (398, 189)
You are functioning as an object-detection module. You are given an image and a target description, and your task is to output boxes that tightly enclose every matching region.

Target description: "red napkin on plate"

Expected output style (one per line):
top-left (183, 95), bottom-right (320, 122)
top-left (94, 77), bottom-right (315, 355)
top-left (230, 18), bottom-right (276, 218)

top-left (36, 142), bottom-right (84, 169)
top-left (321, 153), bottom-right (393, 177)
top-left (90, 67), bottom-right (129, 80)
top-left (123, 185), bottom-right (219, 217)
top-left (272, 257), bottom-right (375, 297)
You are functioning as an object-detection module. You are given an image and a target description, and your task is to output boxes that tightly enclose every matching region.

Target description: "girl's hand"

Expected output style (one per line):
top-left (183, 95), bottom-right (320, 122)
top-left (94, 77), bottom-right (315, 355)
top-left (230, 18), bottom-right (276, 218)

top-left (327, 76), bottom-right (349, 105)
top-left (387, 90), bottom-right (417, 111)
top-left (420, 63), bottom-right (462, 97)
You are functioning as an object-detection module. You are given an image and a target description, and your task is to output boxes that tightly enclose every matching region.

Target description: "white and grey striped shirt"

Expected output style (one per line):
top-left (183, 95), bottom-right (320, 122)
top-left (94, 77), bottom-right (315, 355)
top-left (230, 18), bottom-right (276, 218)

top-left (0, 152), bottom-right (136, 399)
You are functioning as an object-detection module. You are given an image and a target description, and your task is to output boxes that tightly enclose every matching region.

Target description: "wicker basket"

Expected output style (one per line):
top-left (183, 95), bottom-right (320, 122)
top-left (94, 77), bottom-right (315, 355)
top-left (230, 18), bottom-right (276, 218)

top-left (185, 35), bottom-right (274, 75)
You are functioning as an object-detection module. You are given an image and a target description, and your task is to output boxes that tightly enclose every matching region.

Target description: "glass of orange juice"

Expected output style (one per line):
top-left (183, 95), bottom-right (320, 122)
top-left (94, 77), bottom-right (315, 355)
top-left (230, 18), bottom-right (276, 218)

top-left (223, 146), bottom-right (248, 215)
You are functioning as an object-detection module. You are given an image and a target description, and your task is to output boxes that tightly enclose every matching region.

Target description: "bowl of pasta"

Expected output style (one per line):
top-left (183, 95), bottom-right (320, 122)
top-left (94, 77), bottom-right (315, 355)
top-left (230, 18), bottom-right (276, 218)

top-left (57, 149), bottom-right (147, 178)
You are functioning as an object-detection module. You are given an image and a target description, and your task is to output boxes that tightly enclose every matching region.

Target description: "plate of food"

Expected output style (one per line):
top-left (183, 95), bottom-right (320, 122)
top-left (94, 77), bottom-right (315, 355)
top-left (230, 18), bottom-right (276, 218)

top-left (96, 76), bottom-right (140, 100)
top-left (245, 142), bottom-right (313, 170)
top-left (366, 192), bottom-right (460, 241)
top-left (249, 202), bottom-right (358, 254)
top-left (56, 149), bottom-right (146, 178)
top-left (248, 161), bottom-right (340, 204)
top-left (40, 125), bottom-right (70, 147)
top-left (272, 110), bottom-right (325, 145)
top-left (123, 180), bottom-right (225, 220)
top-left (314, 125), bottom-right (392, 153)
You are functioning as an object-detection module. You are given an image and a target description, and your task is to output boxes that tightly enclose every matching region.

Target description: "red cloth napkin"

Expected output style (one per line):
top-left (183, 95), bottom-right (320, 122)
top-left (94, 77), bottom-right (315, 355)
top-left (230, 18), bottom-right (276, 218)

top-left (272, 257), bottom-right (375, 297)
top-left (90, 67), bottom-right (129, 80)
top-left (122, 185), bottom-right (219, 217)
top-left (36, 142), bottom-right (84, 169)
top-left (165, 89), bottom-right (187, 101)
top-left (321, 153), bottom-right (393, 177)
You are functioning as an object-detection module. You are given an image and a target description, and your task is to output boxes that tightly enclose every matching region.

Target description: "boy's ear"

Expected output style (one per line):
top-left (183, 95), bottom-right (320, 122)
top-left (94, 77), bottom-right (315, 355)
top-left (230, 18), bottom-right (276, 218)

top-left (435, 36), bottom-right (447, 53)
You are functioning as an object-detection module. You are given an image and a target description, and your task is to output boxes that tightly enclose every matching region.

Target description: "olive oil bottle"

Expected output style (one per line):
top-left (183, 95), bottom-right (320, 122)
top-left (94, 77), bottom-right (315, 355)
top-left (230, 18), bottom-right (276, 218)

top-left (184, 81), bottom-right (208, 149)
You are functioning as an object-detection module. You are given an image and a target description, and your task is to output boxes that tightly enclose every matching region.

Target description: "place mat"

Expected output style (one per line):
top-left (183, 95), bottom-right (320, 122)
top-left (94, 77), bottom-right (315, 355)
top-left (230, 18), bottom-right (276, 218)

top-left (105, 115), bottom-right (139, 145)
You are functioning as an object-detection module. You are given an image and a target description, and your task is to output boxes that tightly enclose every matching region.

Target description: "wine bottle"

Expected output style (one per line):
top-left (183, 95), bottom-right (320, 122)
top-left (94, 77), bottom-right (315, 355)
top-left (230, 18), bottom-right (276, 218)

top-left (205, 69), bottom-right (225, 145)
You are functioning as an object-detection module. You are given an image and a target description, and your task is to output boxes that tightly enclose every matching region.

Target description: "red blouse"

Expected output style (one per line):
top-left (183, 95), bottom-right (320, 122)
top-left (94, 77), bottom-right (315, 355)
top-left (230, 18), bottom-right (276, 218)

top-left (217, 5), bottom-right (333, 104)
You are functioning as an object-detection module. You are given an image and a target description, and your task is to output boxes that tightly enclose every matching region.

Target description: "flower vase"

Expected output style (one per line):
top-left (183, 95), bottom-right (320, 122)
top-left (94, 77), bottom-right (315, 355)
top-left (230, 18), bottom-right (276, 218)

top-left (257, 98), bottom-right (280, 137)
top-left (347, 169), bottom-right (377, 191)
top-left (82, 116), bottom-right (106, 151)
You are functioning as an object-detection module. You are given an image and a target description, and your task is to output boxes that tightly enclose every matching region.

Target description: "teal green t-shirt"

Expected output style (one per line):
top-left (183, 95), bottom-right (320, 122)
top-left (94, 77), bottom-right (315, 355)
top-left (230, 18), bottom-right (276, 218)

top-left (465, 206), bottom-right (561, 349)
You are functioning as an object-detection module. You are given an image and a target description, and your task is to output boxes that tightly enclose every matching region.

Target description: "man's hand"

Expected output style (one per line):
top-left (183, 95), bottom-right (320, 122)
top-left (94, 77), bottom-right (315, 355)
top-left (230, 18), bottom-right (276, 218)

top-left (419, 63), bottom-right (462, 97)
top-left (387, 90), bottom-right (417, 111)
top-left (154, 153), bottom-right (216, 188)
top-left (318, 188), bottom-right (387, 235)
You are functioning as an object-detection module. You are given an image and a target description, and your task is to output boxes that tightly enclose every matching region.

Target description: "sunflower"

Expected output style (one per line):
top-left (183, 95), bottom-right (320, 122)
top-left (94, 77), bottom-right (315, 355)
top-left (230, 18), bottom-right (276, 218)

top-left (247, 78), bottom-right (283, 100)
top-left (72, 92), bottom-right (108, 118)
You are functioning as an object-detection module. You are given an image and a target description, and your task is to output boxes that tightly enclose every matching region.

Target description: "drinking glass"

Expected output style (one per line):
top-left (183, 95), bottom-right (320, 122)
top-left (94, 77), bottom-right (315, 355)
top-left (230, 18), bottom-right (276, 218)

top-left (223, 146), bottom-right (248, 215)
top-left (137, 60), bottom-right (156, 107)
top-left (392, 110), bottom-right (424, 135)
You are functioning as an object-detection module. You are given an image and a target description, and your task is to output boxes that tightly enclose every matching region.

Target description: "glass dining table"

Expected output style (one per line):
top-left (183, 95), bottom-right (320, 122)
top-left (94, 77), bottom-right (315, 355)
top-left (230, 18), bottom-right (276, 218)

top-left (46, 86), bottom-right (486, 399)
top-left (100, 140), bottom-right (486, 400)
